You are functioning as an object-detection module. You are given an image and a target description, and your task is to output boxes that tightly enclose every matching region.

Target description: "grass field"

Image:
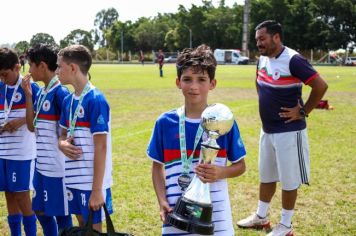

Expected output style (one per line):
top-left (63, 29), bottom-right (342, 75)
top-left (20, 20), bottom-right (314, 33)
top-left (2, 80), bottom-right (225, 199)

top-left (0, 64), bottom-right (355, 235)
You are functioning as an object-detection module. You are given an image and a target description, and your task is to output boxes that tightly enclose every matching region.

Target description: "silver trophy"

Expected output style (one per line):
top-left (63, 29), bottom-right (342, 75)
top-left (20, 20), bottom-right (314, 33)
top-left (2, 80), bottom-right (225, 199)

top-left (167, 103), bottom-right (234, 235)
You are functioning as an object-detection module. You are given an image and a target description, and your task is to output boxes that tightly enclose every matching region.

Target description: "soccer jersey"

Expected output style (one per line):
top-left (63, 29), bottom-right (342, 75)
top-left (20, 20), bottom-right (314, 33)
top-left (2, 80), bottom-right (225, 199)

top-left (147, 109), bottom-right (246, 236)
top-left (257, 46), bottom-right (318, 133)
top-left (0, 77), bottom-right (39, 160)
top-left (59, 85), bottom-right (112, 191)
top-left (33, 81), bottom-right (70, 177)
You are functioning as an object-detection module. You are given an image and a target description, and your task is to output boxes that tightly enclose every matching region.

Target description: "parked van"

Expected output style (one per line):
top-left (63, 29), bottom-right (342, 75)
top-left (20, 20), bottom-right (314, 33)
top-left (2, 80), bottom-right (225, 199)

top-left (345, 57), bottom-right (356, 66)
top-left (214, 49), bottom-right (249, 65)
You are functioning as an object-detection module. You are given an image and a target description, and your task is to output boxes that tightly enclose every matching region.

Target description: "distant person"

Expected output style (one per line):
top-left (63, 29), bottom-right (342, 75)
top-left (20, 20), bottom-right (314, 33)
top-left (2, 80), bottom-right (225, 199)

top-left (147, 44), bottom-right (246, 235)
top-left (157, 49), bottom-right (164, 77)
top-left (57, 45), bottom-right (113, 233)
top-left (140, 50), bottom-right (144, 66)
top-left (21, 44), bottom-right (73, 236)
top-left (236, 20), bottom-right (328, 236)
top-left (0, 47), bottom-right (38, 236)
top-left (19, 55), bottom-right (26, 73)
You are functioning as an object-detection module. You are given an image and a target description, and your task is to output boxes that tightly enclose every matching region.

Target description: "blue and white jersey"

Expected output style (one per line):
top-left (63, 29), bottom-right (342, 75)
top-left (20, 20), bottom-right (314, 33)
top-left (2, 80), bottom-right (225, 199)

top-left (147, 109), bottom-right (246, 236)
top-left (59, 85), bottom-right (113, 191)
top-left (257, 46), bottom-right (318, 133)
top-left (0, 77), bottom-right (39, 160)
top-left (34, 81), bottom-right (70, 177)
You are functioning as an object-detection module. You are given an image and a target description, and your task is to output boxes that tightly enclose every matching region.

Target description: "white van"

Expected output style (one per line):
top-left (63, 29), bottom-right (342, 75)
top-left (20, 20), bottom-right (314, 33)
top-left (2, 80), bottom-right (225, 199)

top-left (214, 49), bottom-right (249, 65)
top-left (345, 57), bottom-right (356, 66)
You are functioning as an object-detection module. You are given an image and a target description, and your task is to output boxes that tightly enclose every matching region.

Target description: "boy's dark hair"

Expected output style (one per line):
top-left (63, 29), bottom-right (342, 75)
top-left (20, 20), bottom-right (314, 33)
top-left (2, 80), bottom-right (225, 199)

top-left (176, 44), bottom-right (217, 80)
top-left (255, 20), bottom-right (283, 41)
top-left (58, 45), bottom-right (92, 75)
top-left (27, 44), bottom-right (59, 72)
top-left (0, 48), bottom-right (19, 70)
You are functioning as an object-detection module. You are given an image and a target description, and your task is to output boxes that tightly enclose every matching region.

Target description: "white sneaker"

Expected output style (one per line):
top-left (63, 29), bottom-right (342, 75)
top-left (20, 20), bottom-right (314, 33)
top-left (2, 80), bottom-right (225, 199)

top-left (236, 213), bottom-right (271, 230)
top-left (267, 223), bottom-right (294, 236)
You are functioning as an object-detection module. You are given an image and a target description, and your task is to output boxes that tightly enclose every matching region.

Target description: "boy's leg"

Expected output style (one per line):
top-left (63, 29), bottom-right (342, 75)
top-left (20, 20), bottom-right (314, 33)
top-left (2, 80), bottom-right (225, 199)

top-left (36, 214), bottom-right (57, 236)
top-left (56, 215), bottom-right (73, 229)
top-left (7, 213), bottom-right (22, 236)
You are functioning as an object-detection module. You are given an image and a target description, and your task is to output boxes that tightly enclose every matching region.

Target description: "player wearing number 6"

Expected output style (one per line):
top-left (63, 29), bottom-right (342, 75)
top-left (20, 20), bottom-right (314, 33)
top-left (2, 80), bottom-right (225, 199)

top-left (0, 47), bottom-right (39, 236)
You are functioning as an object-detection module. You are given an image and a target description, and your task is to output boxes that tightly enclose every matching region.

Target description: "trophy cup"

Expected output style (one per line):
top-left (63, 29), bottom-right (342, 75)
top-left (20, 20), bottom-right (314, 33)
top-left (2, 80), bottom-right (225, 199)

top-left (167, 103), bottom-right (234, 235)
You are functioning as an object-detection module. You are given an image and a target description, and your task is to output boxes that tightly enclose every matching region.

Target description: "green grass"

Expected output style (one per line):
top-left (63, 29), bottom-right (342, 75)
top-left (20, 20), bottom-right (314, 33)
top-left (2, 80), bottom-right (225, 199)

top-left (1, 64), bottom-right (355, 235)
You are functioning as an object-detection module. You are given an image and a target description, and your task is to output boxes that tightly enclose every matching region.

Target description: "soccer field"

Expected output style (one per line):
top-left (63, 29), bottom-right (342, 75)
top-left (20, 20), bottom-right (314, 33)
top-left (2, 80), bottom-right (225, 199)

top-left (0, 64), bottom-right (355, 235)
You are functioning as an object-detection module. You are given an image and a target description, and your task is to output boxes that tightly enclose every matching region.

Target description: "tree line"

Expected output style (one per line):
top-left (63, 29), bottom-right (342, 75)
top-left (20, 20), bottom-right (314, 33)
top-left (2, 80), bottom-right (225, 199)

top-left (14, 0), bottom-right (355, 57)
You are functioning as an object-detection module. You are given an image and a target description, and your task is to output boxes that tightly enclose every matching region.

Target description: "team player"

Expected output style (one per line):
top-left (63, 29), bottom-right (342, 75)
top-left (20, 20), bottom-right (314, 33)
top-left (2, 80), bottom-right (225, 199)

top-left (21, 44), bottom-right (73, 236)
top-left (236, 20), bottom-right (328, 235)
top-left (56, 45), bottom-right (113, 232)
top-left (0, 47), bottom-right (38, 236)
top-left (147, 44), bottom-right (246, 235)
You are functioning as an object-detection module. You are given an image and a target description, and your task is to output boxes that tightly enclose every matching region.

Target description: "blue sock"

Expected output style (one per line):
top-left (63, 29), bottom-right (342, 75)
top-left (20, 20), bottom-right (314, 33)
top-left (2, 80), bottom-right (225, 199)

top-left (22, 214), bottom-right (37, 236)
top-left (7, 214), bottom-right (22, 236)
top-left (56, 215), bottom-right (73, 230)
top-left (37, 215), bottom-right (57, 236)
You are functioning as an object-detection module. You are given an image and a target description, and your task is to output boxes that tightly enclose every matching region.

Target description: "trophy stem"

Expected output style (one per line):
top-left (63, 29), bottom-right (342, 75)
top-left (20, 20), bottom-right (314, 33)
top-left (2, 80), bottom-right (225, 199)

top-left (183, 175), bottom-right (211, 204)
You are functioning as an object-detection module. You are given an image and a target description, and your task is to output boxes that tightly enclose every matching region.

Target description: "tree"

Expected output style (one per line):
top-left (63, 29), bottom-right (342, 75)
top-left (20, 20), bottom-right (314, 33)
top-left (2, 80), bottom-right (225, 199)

top-left (30, 33), bottom-right (57, 47)
top-left (15, 41), bottom-right (29, 54)
top-left (60, 29), bottom-right (94, 51)
top-left (94, 8), bottom-right (119, 47)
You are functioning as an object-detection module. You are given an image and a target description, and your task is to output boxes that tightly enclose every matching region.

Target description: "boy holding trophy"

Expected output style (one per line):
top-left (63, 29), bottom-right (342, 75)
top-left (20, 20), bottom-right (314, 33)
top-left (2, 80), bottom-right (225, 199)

top-left (56, 45), bottom-right (113, 233)
top-left (147, 44), bottom-right (246, 235)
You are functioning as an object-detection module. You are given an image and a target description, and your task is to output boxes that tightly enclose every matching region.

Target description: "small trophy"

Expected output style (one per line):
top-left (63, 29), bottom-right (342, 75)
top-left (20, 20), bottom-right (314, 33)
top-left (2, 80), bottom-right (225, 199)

top-left (167, 103), bottom-right (234, 235)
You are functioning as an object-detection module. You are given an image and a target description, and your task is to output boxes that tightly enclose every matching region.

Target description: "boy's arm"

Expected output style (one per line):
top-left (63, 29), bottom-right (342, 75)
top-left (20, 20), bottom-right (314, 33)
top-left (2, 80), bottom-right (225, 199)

top-left (89, 133), bottom-right (107, 211)
top-left (21, 74), bottom-right (35, 132)
top-left (58, 128), bottom-right (82, 159)
top-left (195, 158), bottom-right (246, 183)
top-left (152, 161), bottom-right (172, 223)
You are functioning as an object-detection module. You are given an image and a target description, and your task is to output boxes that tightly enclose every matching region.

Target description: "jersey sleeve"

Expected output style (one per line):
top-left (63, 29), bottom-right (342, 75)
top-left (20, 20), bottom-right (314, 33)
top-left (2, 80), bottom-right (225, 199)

top-left (225, 120), bottom-right (246, 163)
top-left (146, 117), bottom-right (164, 164)
top-left (30, 82), bottom-right (40, 104)
top-left (59, 95), bottom-right (70, 129)
top-left (54, 86), bottom-right (70, 115)
top-left (289, 54), bottom-right (318, 85)
top-left (88, 92), bottom-right (110, 134)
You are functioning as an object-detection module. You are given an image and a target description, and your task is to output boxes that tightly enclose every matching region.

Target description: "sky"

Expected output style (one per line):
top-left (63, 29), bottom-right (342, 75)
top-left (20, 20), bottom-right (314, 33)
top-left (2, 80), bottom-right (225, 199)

top-left (0, 0), bottom-right (243, 46)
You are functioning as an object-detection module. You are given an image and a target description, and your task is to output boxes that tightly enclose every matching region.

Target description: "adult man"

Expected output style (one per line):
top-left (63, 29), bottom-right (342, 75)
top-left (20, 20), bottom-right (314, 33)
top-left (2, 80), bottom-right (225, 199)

top-left (237, 20), bottom-right (328, 235)
top-left (157, 49), bottom-right (164, 77)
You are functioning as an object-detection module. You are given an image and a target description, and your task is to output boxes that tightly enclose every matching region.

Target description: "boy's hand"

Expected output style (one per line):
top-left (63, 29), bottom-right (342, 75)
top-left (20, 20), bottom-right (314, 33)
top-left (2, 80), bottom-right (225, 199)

top-left (3, 118), bottom-right (25, 133)
top-left (58, 137), bottom-right (83, 159)
top-left (89, 189), bottom-right (104, 211)
top-left (21, 74), bottom-right (32, 97)
top-left (195, 163), bottom-right (224, 183)
top-left (159, 201), bottom-right (173, 223)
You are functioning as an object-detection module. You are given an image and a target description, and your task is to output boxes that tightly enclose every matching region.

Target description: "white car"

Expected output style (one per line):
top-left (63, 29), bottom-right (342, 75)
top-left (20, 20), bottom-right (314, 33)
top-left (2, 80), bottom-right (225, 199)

top-left (345, 57), bottom-right (356, 66)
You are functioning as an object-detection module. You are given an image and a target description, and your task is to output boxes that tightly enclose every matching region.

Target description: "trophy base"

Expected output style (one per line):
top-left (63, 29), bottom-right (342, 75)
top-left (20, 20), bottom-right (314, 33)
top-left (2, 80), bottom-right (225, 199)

top-left (167, 196), bottom-right (214, 235)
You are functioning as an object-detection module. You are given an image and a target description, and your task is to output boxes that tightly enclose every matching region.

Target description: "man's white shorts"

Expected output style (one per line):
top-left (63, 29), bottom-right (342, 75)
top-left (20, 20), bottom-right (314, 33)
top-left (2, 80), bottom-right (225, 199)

top-left (259, 128), bottom-right (310, 190)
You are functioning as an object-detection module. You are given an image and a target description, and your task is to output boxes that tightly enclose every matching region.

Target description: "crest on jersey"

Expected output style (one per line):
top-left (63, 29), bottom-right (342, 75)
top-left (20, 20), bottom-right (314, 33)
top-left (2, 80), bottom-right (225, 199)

top-left (97, 114), bottom-right (105, 125)
top-left (42, 100), bottom-right (51, 111)
top-left (272, 70), bottom-right (281, 80)
top-left (14, 92), bottom-right (22, 102)
top-left (77, 105), bottom-right (85, 118)
top-left (237, 137), bottom-right (244, 148)
top-left (66, 189), bottom-right (73, 201)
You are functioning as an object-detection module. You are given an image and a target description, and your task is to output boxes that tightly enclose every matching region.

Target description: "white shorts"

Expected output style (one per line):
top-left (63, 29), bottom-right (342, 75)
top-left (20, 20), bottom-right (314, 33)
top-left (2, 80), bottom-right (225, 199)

top-left (259, 129), bottom-right (310, 190)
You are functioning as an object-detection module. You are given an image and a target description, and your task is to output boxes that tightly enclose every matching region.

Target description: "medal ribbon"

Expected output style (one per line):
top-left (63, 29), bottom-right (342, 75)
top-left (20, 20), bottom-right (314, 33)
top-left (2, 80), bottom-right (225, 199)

top-left (177, 106), bottom-right (203, 175)
top-left (3, 77), bottom-right (22, 123)
top-left (68, 82), bottom-right (91, 137)
top-left (33, 76), bottom-right (59, 127)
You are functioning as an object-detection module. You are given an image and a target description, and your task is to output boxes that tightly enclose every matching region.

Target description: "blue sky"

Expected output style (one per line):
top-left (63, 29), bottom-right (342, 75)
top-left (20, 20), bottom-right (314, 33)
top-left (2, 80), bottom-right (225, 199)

top-left (0, 0), bottom-right (243, 45)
